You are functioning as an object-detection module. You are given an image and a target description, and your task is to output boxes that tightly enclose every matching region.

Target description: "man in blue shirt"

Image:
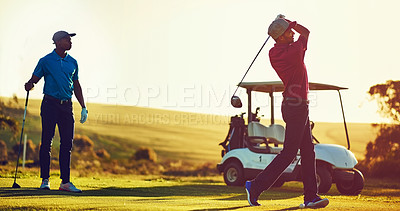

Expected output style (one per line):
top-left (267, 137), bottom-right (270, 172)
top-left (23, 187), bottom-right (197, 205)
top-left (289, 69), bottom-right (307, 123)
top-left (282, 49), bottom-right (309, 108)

top-left (25, 31), bottom-right (88, 193)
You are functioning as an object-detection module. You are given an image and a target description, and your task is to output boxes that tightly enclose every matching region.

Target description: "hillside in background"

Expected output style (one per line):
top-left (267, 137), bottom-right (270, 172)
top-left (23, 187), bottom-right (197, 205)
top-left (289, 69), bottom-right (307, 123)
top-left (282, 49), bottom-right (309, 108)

top-left (1, 98), bottom-right (377, 164)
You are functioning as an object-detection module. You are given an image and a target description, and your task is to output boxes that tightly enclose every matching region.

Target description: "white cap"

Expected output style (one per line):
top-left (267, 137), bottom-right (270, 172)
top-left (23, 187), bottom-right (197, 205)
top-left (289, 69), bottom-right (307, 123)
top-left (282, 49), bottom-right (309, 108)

top-left (268, 19), bottom-right (296, 40)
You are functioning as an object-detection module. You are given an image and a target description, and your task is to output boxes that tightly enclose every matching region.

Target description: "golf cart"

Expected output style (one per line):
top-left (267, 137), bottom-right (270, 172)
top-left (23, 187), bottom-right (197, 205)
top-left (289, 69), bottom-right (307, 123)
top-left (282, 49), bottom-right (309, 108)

top-left (217, 81), bottom-right (364, 195)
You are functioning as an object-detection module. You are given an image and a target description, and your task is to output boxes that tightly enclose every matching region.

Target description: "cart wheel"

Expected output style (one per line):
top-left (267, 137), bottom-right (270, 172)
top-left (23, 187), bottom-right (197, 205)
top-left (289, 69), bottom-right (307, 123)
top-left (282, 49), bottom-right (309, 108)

top-left (316, 164), bottom-right (332, 193)
top-left (223, 161), bottom-right (245, 186)
top-left (336, 169), bottom-right (364, 195)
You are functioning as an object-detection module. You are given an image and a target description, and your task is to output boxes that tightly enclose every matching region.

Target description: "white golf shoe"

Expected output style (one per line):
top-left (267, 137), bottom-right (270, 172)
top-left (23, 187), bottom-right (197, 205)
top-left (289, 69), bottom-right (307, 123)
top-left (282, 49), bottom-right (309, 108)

top-left (59, 182), bottom-right (82, 193)
top-left (301, 197), bottom-right (329, 208)
top-left (39, 179), bottom-right (50, 190)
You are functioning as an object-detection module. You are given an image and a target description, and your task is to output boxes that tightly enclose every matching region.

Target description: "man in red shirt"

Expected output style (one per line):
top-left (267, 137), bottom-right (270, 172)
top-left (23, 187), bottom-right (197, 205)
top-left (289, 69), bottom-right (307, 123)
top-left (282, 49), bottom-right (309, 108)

top-left (245, 16), bottom-right (329, 208)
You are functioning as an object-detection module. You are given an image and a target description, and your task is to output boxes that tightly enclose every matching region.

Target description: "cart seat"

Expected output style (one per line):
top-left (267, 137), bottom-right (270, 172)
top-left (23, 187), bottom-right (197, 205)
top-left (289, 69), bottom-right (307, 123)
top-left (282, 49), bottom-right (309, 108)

top-left (248, 122), bottom-right (285, 145)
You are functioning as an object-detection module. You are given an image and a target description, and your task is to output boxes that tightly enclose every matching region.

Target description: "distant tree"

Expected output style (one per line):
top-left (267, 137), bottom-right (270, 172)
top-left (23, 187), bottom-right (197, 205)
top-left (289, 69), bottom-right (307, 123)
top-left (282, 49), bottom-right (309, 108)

top-left (0, 140), bottom-right (8, 165)
top-left (369, 80), bottom-right (400, 122)
top-left (133, 147), bottom-right (157, 162)
top-left (12, 139), bottom-right (37, 161)
top-left (96, 148), bottom-right (111, 159)
top-left (0, 114), bottom-right (18, 135)
top-left (0, 95), bottom-right (19, 136)
top-left (362, 80), bottom-right (400, 177)
top-left (74, 134), bottom-right (94, 152)
top-left (73, 134), bottom-right (98, 159)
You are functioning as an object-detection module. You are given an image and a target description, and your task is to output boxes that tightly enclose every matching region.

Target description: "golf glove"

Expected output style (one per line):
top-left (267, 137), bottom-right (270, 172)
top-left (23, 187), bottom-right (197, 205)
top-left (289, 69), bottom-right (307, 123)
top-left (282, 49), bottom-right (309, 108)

top-left (80, 107), bottom-right (88, 124)
top-left (275, 14), bottom-right (285, 20)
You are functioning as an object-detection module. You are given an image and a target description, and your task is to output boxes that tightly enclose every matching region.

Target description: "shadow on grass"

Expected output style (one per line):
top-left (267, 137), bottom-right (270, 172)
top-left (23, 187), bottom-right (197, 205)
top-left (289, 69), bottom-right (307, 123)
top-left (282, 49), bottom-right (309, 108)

top-left (0, 185), bottom-right (347, 211)
top-left (190, 205), bottom-right (249, 211)
top-left (0, 184), bottom-right (301, 200)
top-left (190, 203), bottom-right (303, 211)
top-left (191, 205), bottom-right (304, 211)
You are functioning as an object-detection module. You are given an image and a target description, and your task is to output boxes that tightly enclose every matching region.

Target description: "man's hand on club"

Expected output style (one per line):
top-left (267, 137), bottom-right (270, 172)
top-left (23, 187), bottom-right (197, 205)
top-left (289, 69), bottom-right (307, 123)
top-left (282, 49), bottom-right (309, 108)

top-left (275, 14), bottom-right (293, 25)
top-left (80, 107), bottom-right (88, 124)
top-left (275, 14), bottom-right (285, 20)
top-left (24, 82), bottom-right (34, 91)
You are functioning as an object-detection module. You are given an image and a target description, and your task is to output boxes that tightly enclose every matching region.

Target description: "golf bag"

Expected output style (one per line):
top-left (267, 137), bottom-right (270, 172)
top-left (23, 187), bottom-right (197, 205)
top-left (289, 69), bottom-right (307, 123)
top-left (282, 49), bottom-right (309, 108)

top-left (219, 114), bottom-right (246, 157)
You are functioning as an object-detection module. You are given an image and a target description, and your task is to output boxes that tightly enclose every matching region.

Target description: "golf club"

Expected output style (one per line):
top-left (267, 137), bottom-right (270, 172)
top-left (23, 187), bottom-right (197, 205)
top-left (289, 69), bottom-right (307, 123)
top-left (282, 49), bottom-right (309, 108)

top-left (12, 91), bottom-right (29, 188)
top-left (231, 35), bottom-right (271, 108)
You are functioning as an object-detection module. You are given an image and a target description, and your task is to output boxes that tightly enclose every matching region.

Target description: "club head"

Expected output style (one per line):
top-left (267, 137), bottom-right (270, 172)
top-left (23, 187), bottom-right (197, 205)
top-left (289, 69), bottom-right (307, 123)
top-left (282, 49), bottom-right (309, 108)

top-left (12, 182), bottom-right (21, 188)
top-left (231, 96), bottom-right (242, 108)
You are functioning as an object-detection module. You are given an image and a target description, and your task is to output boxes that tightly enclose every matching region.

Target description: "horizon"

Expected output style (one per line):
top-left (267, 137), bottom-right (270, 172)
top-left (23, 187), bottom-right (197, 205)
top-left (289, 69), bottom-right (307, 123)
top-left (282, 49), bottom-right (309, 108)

top-left (0, 95), bottom-right (383, 125)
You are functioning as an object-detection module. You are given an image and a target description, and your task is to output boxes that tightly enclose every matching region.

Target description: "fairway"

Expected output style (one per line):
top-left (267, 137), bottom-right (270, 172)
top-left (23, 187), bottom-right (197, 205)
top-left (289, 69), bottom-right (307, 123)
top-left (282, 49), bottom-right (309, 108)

top-left (1, 173), bottom-right (399, 210)
top-left (1, 98), bottom-right (393, 210)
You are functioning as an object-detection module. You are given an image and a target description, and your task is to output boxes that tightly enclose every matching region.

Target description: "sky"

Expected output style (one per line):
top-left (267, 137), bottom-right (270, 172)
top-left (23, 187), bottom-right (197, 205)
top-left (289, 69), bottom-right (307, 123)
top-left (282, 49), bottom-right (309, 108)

top-left (1, 0), bottom-right (399, 123)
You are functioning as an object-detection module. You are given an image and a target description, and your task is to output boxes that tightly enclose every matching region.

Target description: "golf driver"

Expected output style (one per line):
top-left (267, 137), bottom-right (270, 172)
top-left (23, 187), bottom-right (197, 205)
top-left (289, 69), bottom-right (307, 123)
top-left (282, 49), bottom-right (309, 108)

top-left (231, 35), bottom-right (271, 108)
top-left (12, 91), bottom-right (29, 188)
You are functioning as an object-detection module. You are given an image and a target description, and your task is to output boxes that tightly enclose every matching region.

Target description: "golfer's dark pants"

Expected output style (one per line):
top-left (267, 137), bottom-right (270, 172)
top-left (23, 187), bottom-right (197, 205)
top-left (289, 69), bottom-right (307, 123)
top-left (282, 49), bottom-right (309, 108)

top-left (40, 96), bottom-right (74, 182)
top-left (251, 99), bottom-right (318, 201)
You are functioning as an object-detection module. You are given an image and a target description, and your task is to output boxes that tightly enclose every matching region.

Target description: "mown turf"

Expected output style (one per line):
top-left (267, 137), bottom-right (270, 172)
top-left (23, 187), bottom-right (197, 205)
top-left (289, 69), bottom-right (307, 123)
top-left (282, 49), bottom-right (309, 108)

top-left (1, 97), bottom-right (394, 210)
top-left (1, 172), bottom-right (399, 210)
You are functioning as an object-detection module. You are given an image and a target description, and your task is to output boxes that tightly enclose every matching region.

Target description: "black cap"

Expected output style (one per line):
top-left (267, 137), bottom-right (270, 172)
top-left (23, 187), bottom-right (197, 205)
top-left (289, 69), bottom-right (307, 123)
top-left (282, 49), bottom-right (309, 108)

top-left (52, 31), bottom-right (76, 42)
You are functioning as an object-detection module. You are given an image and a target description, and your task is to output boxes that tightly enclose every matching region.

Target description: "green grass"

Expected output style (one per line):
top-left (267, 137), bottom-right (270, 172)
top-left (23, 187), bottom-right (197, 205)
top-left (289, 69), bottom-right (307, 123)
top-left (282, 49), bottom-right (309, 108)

top-left (2, 97), bottom-right (394, 210)
top-left (1, 171), bottom-right (399, 210)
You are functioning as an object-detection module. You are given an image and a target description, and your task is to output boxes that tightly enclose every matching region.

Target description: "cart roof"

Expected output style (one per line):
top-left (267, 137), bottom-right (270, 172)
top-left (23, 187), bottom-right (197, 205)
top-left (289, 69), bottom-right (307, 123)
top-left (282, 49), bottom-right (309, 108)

top-left (238, 81), bottom-right (347, 93)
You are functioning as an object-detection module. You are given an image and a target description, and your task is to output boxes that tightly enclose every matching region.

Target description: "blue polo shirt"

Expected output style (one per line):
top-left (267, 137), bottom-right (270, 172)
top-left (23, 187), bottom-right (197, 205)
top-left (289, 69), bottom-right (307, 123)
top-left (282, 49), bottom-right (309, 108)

top-left (33, 50), bottom-right (79, 100)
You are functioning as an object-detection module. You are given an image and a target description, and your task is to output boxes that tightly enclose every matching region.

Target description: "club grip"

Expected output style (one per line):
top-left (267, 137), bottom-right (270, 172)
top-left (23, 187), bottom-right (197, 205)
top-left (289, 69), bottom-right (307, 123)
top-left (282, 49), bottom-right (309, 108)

top-left (25, 91), bottom-right (29, 107)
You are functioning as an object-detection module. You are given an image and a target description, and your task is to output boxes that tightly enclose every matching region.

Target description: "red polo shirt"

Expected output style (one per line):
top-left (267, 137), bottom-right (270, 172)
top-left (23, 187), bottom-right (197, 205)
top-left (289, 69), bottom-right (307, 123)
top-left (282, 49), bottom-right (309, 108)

top-left (269, 35), bottom-right (309, 100)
